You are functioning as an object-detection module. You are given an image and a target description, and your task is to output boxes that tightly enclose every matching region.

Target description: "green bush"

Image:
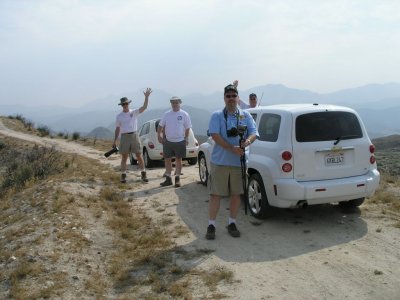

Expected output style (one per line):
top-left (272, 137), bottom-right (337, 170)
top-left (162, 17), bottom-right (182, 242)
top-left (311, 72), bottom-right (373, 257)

top-left (72, 132), bottom-right (80, 141)
top-left (0, 145), bottom-right (62, 192)
top-left (37, 125), bottom-right (51, 137)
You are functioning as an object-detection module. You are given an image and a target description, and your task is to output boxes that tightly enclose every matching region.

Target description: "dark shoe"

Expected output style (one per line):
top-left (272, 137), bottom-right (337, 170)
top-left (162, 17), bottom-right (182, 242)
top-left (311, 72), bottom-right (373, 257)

top-left (141, 171), bottom-right (149, 182)
top-left (205, 225), bottom-right (215, 240)
top-left (120, 173), bottom-right (126, 183)
top-left (160, 176), bottom-right (172, 187)
top-left (227, 223), bottom-right (240, 237)
top-left (175, 176), bottom-right (181, 187)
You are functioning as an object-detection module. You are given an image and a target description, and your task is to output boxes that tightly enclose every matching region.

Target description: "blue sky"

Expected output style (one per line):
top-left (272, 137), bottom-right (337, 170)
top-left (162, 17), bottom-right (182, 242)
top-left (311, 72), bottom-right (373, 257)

top-left (1, 0), bottom-right (399, 107)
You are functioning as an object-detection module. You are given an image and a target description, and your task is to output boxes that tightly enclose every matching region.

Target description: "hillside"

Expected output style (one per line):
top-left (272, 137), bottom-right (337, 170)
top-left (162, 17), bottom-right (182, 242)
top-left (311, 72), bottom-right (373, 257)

top-left (1, 118), bottom-right (399, 299)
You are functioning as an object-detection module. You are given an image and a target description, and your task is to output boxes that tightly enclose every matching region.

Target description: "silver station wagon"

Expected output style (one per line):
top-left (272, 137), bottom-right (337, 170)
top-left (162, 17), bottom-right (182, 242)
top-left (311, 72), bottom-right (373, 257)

top-left (198, 104), bottom-right (380, 219)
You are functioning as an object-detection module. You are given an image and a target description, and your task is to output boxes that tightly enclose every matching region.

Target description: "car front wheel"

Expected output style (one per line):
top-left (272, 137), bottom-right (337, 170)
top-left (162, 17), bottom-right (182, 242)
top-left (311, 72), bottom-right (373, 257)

top-left (198, 153), bottom-right (208, 186)
top-left (247, 173), bottom-right (274, 219)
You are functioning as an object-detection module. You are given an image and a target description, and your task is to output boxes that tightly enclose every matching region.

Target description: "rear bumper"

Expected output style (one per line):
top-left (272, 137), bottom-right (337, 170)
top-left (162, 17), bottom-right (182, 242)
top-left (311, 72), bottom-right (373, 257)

top-left (272, 169), bottom-right (380, 207)
top-left (145, 147), bottom-right (198, 161)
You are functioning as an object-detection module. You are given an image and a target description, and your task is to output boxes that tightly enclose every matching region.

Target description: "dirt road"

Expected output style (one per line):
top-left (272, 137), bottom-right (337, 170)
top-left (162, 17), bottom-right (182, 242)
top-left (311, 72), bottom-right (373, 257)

top-left (1, 121), bottom-right (399, 299)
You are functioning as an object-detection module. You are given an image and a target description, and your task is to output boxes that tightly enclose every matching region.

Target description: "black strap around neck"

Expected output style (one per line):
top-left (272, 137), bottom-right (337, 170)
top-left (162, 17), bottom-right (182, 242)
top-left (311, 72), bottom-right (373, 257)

top-left (223, 108), bottom-right (239, 132)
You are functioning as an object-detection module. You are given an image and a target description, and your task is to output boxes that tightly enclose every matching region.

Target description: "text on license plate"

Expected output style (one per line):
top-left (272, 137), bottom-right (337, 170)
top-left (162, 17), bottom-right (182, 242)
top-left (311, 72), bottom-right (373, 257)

top-left (325, 153), bottom-right (344, 166)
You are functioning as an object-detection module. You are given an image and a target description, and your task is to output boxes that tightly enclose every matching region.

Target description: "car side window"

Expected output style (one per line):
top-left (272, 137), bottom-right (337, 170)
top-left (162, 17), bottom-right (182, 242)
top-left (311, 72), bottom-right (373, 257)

top-left (140, 123), bottom-right (149, 136)
top-left (258, 113), bottom-right (281, 142)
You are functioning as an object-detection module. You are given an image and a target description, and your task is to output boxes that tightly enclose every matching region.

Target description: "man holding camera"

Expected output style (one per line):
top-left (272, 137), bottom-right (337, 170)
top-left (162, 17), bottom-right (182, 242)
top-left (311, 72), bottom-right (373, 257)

top-left (205, 84), bottom-right (258, 240)
top-left (113, 88), bottom-right (152, 183)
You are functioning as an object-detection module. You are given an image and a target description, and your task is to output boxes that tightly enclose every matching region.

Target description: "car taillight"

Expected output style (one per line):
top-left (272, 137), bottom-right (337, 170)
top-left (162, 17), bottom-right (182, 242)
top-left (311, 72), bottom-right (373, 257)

top-left (148, 142), bottom-right (155, 149)
top-left (282, 151), bottom-right (292, 161)
top-left (369, 144), bottom-right (375, 153)
top-left (282, 163), bottom-right (292, 172)
top-left (370, 156), bottom-right (376, 164)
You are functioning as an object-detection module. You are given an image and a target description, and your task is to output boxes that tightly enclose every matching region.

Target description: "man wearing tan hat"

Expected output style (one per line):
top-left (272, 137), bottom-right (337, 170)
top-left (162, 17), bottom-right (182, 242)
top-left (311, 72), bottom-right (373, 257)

top-left (113, 88), bottom-right (152, 183)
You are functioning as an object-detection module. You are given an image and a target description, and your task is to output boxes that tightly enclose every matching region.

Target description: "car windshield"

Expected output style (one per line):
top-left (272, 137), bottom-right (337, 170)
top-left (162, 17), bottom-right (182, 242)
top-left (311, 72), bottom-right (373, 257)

top-left (296, 111), bottom-right (363, 142)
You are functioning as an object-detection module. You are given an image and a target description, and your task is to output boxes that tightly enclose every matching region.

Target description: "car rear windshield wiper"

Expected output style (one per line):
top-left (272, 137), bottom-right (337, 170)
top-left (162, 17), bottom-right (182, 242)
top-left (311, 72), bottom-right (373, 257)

top-left (334, 135), bottom-right (360, 145)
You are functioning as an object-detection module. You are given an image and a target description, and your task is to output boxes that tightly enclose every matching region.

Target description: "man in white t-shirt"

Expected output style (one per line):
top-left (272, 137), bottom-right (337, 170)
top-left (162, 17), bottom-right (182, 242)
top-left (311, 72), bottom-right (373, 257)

top-left (157, 96), bottom-right (192, 187)
top-left (113, 88), bottom-right (152, 183)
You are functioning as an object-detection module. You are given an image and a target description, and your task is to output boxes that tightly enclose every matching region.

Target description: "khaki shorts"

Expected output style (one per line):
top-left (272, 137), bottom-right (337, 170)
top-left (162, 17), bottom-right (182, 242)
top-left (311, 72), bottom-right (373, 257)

top-left (208, 163), bottom-right (243, 197)
top-left (119, 132), bottom-right (141, 154)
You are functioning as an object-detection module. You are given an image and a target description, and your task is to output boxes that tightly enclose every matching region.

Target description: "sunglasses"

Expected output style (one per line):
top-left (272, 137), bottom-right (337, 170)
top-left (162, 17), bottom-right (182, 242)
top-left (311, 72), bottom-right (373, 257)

top-left (225, 94), bottom-right (238, 99)
top-left (122, 103), bottom-right (129, 106)
top-left (250, 98), bottom-right (257, 101)
top-left (170, 101), bottom-right (180, 104)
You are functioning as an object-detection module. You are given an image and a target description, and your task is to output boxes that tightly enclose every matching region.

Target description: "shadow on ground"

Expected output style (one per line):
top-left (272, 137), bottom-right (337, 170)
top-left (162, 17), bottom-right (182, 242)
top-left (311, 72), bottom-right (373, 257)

top-left (174, 181), bottom-right (368, 263)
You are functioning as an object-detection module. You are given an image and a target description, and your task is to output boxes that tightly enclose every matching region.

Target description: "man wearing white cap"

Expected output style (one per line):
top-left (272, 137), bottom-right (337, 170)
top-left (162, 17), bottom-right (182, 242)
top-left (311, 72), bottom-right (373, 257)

top-left (157, 96), bottom-right (192, 187)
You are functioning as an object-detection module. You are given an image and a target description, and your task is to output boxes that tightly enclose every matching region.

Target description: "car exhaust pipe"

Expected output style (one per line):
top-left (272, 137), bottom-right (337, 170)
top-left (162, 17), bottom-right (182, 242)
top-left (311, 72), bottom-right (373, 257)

top-left (297, 200), bottom-right (308, 209)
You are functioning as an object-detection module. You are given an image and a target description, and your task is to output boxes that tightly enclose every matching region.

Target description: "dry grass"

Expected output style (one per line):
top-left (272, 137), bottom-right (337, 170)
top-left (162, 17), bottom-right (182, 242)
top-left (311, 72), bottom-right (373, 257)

top-left (367, 173), bottom-right (400, 216)
top-left (0, 127), bottom-right (235, 299)
top-left (201, 266), bottom-right (235, 292)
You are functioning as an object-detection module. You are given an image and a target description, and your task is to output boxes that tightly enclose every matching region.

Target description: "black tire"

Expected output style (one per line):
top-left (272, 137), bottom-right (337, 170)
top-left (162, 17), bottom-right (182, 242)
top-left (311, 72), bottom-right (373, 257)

top-left (247, 173), bottom-right (274, 219)
top-left (143, 148), bottom-right (154, 168)
top-left (187, 157), bottom-right (197, 165)
top-left (338, 197), bottom-right (365, 208)
top-left (129, 153), bottom-right (137, 165)
top-left (198, 153), bottom-right (208, 186)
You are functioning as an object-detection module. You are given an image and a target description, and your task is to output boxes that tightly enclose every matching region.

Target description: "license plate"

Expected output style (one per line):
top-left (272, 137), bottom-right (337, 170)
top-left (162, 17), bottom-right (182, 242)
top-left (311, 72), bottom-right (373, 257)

top-left (325, 153), bottom-right (344, 166)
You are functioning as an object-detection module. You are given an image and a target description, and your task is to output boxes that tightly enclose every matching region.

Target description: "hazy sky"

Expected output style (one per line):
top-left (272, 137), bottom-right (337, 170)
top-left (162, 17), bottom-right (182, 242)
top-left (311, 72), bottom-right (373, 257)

top-left (1, 0), bottom-right (399, 107)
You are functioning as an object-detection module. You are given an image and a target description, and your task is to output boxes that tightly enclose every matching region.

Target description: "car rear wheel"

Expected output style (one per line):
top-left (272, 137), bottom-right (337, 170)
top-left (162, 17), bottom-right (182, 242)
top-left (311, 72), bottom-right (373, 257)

top-left (338, 197), bottom-right (365, 208)
top-left (143, 149), bottom-right (154, 168)
top-left (198, 153), bottom-right (208, 186)
top-left (247, 173), bottom-right (274, 219)
top-left (187, 158), bottom-right (197, 165)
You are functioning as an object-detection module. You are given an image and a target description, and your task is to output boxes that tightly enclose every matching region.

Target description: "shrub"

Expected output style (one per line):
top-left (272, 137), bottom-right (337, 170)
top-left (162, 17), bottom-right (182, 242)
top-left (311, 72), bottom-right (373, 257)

top-left (0, 145), bottom-right (62, 191)
top-left (72, 132), bottom-right (80, 141)
top-left (25, 120), bottom-right (34, 130)
top-left (37, 125), bottom-right (51, 137)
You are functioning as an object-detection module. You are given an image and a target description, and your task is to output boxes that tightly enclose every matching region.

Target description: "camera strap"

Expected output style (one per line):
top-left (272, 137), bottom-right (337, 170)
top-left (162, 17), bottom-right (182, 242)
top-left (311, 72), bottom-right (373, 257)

top-left (223, 108), bottom-right (239, 133)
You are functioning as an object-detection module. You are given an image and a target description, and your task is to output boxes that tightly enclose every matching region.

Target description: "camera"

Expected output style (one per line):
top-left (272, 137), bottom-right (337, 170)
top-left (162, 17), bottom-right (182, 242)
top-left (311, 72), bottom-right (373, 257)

top-left (227, 125), bottom-right (247, 137)
top-left (104, 147), bottom-right (119, 158)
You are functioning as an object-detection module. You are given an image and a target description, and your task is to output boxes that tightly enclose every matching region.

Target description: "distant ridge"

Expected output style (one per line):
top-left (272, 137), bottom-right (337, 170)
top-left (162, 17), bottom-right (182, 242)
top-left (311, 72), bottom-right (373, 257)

top-left (2, 82), bottom-right (400, 138)
top-left (86, 126), bottom-right (113, 140)
top-left (372, 134), bottom-right (400, 150)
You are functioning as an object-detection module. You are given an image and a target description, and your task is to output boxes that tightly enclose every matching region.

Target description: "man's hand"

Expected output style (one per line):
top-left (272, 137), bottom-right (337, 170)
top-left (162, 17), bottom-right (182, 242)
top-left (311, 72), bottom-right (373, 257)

top-left (144, 87), bottom-right (152, 97)
top-left (230, 145), bottom-right (244, 157)
top-left (233, 80), bottom-right (238, 88)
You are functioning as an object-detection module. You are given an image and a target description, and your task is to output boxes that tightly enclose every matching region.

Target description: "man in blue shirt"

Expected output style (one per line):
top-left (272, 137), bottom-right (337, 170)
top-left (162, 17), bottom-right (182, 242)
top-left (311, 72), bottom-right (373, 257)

top-left (206, 84), bottom-right (258, 240)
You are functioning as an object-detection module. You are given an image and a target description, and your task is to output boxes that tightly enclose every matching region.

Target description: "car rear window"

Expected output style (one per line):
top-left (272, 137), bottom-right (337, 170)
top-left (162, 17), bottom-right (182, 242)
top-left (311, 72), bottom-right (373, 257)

top-left (296, 111), bottom-right (363, 142)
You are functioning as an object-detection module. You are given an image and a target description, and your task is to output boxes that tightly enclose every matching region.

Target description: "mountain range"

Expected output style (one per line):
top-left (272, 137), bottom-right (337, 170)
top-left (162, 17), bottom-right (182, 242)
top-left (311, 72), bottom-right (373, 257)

top-left (1, 83), bottom-right (400, 139)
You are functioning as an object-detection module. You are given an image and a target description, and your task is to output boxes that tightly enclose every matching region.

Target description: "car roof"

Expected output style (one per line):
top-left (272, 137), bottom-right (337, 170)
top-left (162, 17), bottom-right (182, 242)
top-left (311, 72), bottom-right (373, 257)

top-left (247, 103), bottom-right (357, 115)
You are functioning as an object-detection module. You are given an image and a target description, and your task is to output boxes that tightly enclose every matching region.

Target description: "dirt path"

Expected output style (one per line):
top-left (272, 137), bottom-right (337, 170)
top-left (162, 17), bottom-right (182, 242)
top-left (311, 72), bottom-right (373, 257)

top-left (1, 120), bottom-right (399, 299)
